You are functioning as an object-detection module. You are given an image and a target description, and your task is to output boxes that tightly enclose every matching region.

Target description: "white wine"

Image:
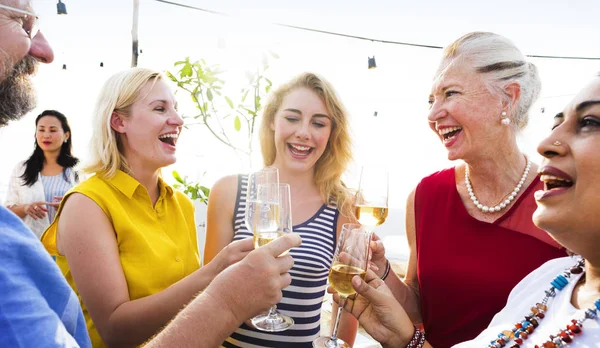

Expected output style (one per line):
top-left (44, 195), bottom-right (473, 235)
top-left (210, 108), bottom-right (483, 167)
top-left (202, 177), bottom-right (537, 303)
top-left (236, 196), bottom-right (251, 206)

top-left (329, 264), bottom-right (366, 298)
top-left (354, 205), bottom-right (388, 228)
top-left (254, 231), bottom-right (289, 256)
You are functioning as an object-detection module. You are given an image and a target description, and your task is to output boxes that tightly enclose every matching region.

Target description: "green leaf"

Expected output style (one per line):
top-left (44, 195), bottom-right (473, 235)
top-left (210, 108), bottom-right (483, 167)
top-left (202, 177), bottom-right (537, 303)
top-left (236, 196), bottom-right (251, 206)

top-left (181, 64), bottom-right (193, 78)
top-left (225, 96), bottom-right (234, 109)
top-left (172, 170), bottom-right (183, 183)
top-left (206, 89), bottom-right (213, 101)
top-left (234, 116), bottom-right (241, 131)
top-left (241, 89), bottom-right (249, 103)
top-left (269, 51), bottom-right (280, 59)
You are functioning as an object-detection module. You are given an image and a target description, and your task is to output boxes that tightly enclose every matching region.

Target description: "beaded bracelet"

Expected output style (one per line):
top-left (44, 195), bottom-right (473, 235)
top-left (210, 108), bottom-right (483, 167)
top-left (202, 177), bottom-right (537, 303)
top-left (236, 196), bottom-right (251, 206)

top-left (380, 259), bottom-right (391, 281)
top-left (405, 326), bottom-right (425, 348)
top-left (405, 326), bottom-right (421, 348)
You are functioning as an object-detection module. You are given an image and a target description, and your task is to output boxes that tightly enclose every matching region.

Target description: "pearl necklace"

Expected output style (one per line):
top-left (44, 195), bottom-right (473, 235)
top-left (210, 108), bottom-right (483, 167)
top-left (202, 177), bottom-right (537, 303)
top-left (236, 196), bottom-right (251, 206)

top-left (465, 156), bottom-right (531, 214)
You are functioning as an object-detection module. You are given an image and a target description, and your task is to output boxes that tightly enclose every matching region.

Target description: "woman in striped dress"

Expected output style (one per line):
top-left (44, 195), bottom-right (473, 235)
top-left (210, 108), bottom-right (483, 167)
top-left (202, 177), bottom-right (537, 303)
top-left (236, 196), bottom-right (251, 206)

top-left (5, 110), bottom-right (79, 238)
top-left (205, 72), bottom-right (359, 347)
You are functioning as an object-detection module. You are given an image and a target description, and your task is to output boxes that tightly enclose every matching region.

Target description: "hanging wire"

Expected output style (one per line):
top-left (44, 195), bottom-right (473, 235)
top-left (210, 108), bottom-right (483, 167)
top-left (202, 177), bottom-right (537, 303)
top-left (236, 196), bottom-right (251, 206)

top-left (153, 0), bottom-right (600, 60)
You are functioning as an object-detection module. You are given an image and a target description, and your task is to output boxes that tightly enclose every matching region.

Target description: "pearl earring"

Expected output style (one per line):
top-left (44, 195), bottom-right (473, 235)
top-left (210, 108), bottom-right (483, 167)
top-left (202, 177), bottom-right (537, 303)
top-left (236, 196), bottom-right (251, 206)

top-left (500, 111), bottom-right (511, 125)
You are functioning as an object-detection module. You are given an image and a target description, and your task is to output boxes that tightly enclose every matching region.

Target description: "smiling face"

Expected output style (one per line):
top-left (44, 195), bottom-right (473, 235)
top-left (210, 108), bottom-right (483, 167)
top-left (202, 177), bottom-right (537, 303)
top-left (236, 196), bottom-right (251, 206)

top-left (427, 62), bottom-right (505, 161)
top-left (114, 78), bottom-right (183, 171)
top-left (533, 77), bottom-right (600, 254)
top-left (270, 87), bottom-right (332, 173)
top-left (35, 115), bottom-right (68, 152)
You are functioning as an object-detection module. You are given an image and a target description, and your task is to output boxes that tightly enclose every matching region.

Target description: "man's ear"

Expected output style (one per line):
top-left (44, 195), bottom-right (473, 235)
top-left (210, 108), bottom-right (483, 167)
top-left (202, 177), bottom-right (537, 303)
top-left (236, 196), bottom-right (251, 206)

top-left (110, 112), bottom-right (126, 133)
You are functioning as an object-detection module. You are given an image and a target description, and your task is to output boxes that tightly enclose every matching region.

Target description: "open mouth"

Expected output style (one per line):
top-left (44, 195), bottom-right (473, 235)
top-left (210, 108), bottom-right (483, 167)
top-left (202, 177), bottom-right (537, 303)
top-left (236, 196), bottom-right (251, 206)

top-left (158, 133), bottom-right (178, 147)
top-left (438, 126), bottom-right (462, 143)
top-left (541, 175), bottom-right (573, 191)
top-left (287, 143), bottom-right (313, 157)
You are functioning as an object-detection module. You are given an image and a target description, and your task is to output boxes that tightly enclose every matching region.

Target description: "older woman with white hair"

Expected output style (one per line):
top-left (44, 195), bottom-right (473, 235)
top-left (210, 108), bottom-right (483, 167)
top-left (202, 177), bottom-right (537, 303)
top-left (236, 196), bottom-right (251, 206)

top-left (334, 72), bottom-right (600, 348)
top-left (368, 32), bottom-right (566, 347)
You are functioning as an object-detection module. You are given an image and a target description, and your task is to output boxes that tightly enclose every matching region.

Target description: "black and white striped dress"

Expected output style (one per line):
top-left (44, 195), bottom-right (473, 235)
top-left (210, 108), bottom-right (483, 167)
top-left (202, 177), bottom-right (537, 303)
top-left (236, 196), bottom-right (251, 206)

top-left (223, 174), bottom-right (338, 347)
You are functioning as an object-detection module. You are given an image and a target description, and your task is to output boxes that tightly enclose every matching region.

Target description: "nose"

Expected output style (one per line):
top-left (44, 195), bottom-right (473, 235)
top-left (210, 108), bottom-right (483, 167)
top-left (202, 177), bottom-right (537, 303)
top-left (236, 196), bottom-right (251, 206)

top-left (427, 101), bottom-right (446, 124)
top-left (168, 110), bottom-right (184, 127)
top-left (537, 134), bottom-right (567, 159)
top-left (29, 32), bottom-right (54, 63)
top-left (295, 122), bottom-right (310, 140)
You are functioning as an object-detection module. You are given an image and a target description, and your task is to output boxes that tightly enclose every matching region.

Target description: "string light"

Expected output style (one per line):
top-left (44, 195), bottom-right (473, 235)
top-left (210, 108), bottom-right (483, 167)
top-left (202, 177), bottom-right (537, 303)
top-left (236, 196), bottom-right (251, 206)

top-left (153, 0), bottom-right (600, 61)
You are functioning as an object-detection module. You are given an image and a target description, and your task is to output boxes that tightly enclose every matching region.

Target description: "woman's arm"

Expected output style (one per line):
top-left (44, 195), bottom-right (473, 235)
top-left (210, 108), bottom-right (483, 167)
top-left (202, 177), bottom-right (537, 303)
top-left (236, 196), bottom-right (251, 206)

top-left (5, 163), bottom-right (49, 220)
top-left (57, 192), bottom-right (250, 347)
top-left (335, 270), bottom-right (433, 348)
top-left (203, 175), bottom-right (238, 265)
top-left (369, 189), bottom-right (422, 324)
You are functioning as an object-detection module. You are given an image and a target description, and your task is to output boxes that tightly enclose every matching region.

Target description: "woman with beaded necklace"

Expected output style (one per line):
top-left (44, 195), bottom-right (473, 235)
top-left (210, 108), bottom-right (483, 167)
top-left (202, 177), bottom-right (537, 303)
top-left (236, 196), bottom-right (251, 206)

top-left (368, 32), bottom-right (565, 347)
top-left (332, 72), bottom-right (600, 348)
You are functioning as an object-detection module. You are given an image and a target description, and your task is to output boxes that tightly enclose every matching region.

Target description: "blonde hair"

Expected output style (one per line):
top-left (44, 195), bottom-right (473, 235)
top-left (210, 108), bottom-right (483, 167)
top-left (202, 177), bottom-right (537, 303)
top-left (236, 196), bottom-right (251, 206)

top-left (259, 72), bottom-right (354, 217)
top-left (84, 68), bottom-right (162, 178)
top-left (439, 32), bottom-right (541, 130)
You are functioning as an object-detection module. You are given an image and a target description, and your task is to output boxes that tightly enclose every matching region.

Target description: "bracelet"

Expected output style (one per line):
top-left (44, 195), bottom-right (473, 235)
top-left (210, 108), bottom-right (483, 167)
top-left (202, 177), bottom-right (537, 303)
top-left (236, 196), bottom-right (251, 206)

top-left (417, 329), bottom-right (426, 348)
top-left (406, 326), bottom-right (425, 348)
top-left (380, 259), bottom-right (391, 281)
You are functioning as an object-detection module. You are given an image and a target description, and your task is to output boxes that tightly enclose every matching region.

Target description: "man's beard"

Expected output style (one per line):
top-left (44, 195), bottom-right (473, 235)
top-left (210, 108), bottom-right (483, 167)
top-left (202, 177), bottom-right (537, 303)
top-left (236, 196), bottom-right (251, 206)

top-left (0, 56), bottom-right (38, 126)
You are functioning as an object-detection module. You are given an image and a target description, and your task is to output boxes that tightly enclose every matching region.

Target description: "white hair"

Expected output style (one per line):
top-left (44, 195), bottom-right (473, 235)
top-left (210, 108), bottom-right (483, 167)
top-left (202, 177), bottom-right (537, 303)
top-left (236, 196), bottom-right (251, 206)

top-left (438, 32), bottom-right (541, 130)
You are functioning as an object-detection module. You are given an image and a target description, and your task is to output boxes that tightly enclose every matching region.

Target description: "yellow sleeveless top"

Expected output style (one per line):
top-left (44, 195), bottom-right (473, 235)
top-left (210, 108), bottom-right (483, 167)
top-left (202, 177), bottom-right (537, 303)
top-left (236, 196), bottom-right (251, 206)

top-left (41, 170), bottom-right (200, 347)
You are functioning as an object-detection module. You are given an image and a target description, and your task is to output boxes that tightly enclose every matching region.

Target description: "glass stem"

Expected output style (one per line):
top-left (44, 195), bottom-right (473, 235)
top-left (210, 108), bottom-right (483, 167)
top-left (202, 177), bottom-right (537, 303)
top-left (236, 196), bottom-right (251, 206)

top-left (266, 305), bottom-right (278, 319)
top-left (329, 296), bottom-right (347, 344)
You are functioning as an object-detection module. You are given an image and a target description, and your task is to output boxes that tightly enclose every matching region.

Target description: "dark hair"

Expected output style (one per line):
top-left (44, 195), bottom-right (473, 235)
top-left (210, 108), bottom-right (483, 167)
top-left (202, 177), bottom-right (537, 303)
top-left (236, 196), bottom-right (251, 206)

top-left (20, 110), bottom-right (79, 186)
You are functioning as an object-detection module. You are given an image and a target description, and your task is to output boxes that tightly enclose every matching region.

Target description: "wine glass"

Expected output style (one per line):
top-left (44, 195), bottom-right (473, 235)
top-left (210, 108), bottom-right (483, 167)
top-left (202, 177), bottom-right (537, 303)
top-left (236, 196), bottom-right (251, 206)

top-left (245, 169), bottom-right (295, 332)
top-left (354, 166), bottom-right (389, 230)
top-left (313, 223), bottom-right (372, 348)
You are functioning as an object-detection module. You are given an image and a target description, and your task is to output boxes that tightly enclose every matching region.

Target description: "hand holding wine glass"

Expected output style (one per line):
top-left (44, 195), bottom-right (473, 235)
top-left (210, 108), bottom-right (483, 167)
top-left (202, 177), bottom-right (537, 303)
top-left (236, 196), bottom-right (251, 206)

top-left (245, 168), bottom-right (295, 332)
top-left (313, 223), bottom-right (372, 348)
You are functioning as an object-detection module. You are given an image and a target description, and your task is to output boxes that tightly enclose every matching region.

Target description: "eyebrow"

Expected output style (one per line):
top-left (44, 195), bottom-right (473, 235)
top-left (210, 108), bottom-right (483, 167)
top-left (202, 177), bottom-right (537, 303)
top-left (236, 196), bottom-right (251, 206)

top-left (283, 108), bottom-right (330, 119)
top-left (575, 100), bottom-right (600, 113)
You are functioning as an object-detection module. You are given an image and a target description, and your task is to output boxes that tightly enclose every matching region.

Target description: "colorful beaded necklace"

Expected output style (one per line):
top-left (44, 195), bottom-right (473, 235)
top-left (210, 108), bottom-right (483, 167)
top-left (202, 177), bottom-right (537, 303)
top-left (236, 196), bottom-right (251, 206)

top-left (487, 258), bottom-right (600, 348)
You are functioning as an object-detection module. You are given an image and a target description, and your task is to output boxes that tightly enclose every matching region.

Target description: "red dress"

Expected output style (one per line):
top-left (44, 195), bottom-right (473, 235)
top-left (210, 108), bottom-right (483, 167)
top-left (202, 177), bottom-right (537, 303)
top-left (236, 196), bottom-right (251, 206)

top-left (414, 168), bottom-right (565, 347)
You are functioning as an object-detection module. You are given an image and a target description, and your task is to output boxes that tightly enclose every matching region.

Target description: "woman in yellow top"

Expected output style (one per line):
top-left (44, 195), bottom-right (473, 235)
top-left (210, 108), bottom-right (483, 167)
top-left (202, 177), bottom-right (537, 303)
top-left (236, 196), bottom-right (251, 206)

top-left (42, 68), bottom-right (254, 347)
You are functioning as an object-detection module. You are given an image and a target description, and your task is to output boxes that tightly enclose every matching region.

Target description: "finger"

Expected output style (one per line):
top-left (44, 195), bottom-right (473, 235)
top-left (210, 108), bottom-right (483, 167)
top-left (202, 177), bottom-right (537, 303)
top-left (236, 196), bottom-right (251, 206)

top-left (279, 272), bottom-right (292, 289)
top-left (364, 269), bottom-right (380, 283)
top-left (274, 254), bottom-right (294, 274)
top-left (371, 232), bottom-right (381, 242)
top-left (229, 237), bottom-right (254, 252)
top-left (369, 261), bottom-right (380, 272)
top-left (53, 196), bottom-right (63, 200)
top-left (263, 233), bottom-right (301, 256)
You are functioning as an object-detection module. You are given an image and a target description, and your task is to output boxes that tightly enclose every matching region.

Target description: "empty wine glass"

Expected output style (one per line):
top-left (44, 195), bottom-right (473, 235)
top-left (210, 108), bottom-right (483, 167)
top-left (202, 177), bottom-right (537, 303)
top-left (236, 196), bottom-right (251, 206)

top-left (312, 223), bottom-right (371, 348)
top-left (354, 166), bottom-right (389, 230)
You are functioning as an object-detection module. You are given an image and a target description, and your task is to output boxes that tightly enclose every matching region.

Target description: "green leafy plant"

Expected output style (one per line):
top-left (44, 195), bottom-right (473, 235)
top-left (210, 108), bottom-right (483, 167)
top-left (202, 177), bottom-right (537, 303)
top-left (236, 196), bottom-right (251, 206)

top-left (172, 170), bottom-right (210, 204)
top-left (167, 53), bottom-right (277, 204)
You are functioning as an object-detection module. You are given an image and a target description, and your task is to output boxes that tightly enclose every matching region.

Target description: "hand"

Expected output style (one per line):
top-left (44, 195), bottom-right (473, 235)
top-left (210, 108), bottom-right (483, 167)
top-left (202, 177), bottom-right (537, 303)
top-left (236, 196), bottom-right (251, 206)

top-left (209, 238), bottom-right (254, 276)
top-left (369, 233), bottom-right (387, 278)
top-left (330, 269), bottom-right (414, 347)
top-left (47, 195), bottom-right (64, 209)
top-left (204, 233), bottom-right (301, 323)
top-left (24, 202), bottom-right (50, 220)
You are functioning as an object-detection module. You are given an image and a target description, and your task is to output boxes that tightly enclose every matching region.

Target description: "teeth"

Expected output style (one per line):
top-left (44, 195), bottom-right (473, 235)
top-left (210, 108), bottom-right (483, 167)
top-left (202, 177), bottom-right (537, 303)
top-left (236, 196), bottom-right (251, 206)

top-left (290, 144), bottom-right (310, 151)
top-left (438, 126), bottom-right (462, 136)
top-left (540, 174), bottom-right (572, 183)
top-left (159, 133), bottom-right (178, 139)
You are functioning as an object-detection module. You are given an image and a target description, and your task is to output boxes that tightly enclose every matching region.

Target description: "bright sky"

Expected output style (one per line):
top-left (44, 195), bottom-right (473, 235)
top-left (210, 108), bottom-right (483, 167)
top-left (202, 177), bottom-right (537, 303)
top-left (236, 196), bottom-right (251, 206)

top-left (1, 0), bottom-right (599, 257)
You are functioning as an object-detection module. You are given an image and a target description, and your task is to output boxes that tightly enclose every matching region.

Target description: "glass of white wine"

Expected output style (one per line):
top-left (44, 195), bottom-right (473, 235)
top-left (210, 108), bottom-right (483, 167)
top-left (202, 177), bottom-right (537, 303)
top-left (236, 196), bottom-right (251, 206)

top-left (354, 166), bottom-right (389, 230)
top-left (312, 223), bottom-right (371, 348)
top-left (245, 169), bottom-right (294, 332)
